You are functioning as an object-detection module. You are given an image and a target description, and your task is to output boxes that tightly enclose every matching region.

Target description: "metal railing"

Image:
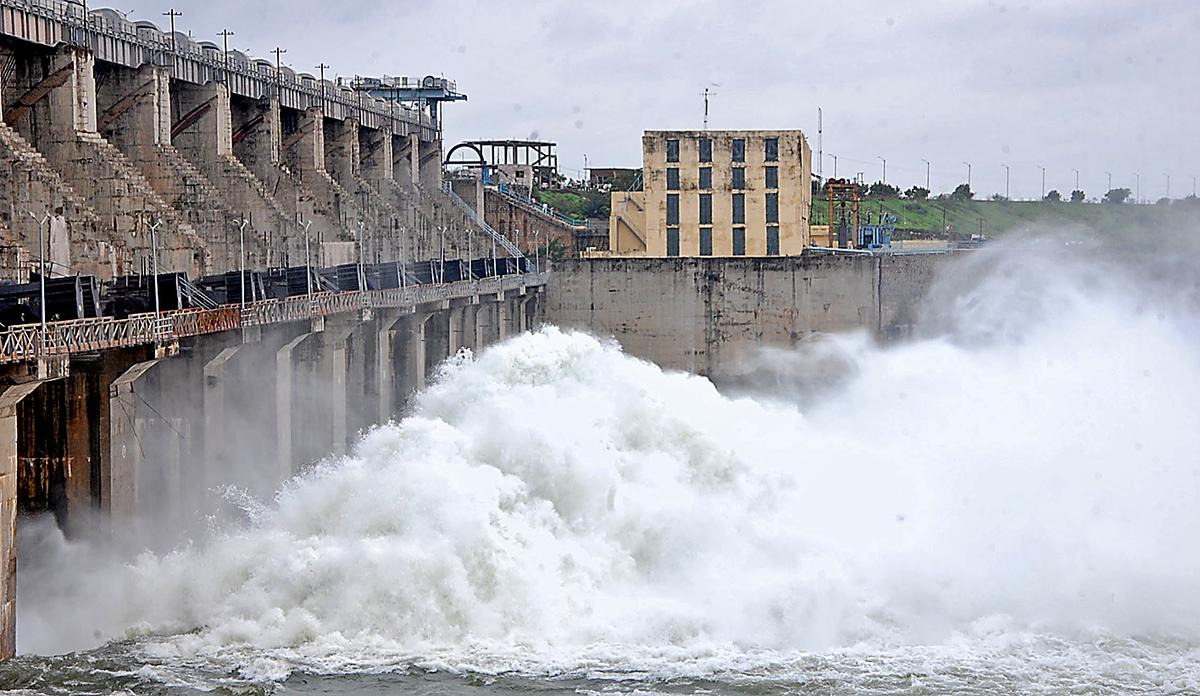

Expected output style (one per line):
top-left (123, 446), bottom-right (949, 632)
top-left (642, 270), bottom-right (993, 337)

top-left (0, 271), bottom-right (549, 364)
top-left (441, 181), bottom-right (528, 263)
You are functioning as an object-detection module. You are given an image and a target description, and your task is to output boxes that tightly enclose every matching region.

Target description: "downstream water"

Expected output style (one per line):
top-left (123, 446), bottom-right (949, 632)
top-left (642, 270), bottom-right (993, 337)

top-left (6, 239), bottom-right (1200, 694)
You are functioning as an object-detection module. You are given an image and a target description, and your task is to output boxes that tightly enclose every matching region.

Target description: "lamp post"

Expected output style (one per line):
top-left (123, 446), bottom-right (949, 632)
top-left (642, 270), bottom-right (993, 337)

top-left (1073, 168), bottom-right (1080, 193)
top-left (28, 211), bottom-right (49, 354)
top-left (877, 156), bottom-right (886, 185)
top-left (921, 158), bottom-right (930, 191)
top-left (1135, 172), bottom-right (1140, 204)
top-left (1039, 165), bottom-right (1046, 199)
top-left (1001, 163), bottom-right (1010, 200)
top-left (962, 161), bottom-right (971, 190)
top-left (299, 217), bottom-right (313, 306)
top-left (827, 153), bottom-right (838, 179)
top-left (1105, 171), bottom-right (1112, 194)
top-left (148, 217), bottom-right (163, 333)
top-left (1165, 173), bottom-right (1171, 200)
top-left (236, 218), bottom-right (249, 308)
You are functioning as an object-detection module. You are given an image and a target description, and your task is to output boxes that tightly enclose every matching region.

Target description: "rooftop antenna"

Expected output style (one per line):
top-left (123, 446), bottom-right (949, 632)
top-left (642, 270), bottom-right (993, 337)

top-left (700, 86), bottom-right (718, 130)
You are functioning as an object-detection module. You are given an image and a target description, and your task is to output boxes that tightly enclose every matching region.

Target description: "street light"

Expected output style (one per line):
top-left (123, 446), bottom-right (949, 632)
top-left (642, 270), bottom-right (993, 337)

top-left (1001, 163), bottom-right (1010, 200)
top-left (1105, 171), bottom-right (1112, 193)
top-left (1135, 172), bottom-right (1140, 204)
top-left (1164, 173), bottom-right (1171, 200)
top-left (236, 218), bottom-right (249, 308)
top-left (877, 156), bottom-right (886, 185)
top-left (921, 158), bottom-right (930, 191)
top-left (827, 153), bottom-right (838, 178)
top-left (299, 216), bottom-right (313, 304)
top-left (962, 161), bottom-right (971, 189)
top-left (28, 211), bottom-right (49, 354)
top-left (1073, 168), bottom-right (1080, 193)
top-left (148, 217), bottom-right (163, 333)
top-left (1039, 165), bottom-right (1046, 199)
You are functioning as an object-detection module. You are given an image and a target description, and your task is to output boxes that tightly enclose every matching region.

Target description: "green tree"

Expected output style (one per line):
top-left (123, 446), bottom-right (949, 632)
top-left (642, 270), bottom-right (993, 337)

top-left (1044, 189), bottom-right (1061, 202)
top-left (1102, 188), bottom-right (1131, 204)
top-left (951, 183), bottom-right (974, 200)
top-left (867, 181), bottom-right (899, 198)
top-left (1070, 189), bottom-right (1085, 202)
top-left (904, 186), bottom-right (930, 200)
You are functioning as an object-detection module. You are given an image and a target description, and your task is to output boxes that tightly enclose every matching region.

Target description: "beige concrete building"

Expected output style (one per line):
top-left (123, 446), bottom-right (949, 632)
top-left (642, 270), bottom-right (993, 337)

top-left (610, 130), bottom-right (812, 256)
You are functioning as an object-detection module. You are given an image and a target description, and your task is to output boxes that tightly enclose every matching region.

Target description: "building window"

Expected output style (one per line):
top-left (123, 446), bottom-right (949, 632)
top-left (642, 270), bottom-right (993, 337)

top-left (732, 138), bottom-right (745, 162)
top-left (699, 193), bottom-right (712, 224)
top-left (667, 193), bottom-right (679, 225)
top-left (732, 193), bottom-right (745, 224)
top-left (733, 227), bottom-right (746, 256)
top-left (699, 138), bottom-right (712, 162)
top-left (667, 167), bottom-right (680, 191)
top-left (699, 227), bottom-right (713, 256)
top-left (767, 226), bottom-right (780, 255)
top-left (666, 138), bottom-right (680, 162)
top-left (766, 192), bottom-right (779, 223)
top-left (667, 227), bottom-right (680, 256)
top-left (699, 167), bottom-right (712, 190)
top-left (765, 166), bottom-right (778, 189)
top-left (731, 167), bottom-right (746, 190)
top-left (765, 137), bottom-right (779, 162)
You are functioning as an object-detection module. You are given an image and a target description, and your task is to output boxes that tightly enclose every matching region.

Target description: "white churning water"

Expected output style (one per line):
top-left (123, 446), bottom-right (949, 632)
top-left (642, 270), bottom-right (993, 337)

top-left (14, 238), bottom-right (1200, 690)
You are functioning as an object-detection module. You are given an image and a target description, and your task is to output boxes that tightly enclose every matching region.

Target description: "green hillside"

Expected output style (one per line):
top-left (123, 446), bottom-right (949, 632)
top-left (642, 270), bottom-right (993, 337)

top-left (814, 197), bottom-right (1200, 238)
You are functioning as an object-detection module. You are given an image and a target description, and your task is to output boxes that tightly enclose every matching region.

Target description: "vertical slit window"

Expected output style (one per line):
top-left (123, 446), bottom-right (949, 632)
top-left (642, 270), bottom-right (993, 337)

top-left (767, 226), bottom-right (780, 255)
top-left (732, 193), bottom-right (745, 224)
top-left (765, 137), bottom-right (779, 162)
top-left (733, 227), bottom-right (746, 256)
top-left (667, 227), bottom-right (680, 256)
top-left (699, 138), bottom-right (712, 162)
top-left (699, 193), bottom-right (712, 225)
top-left (667, 193), bottom-right (680, 225)
top-left (699, 227), bottom-right (712, 256)
top-left (765, 166), bottom-right (778, 189)
top-left (732, 167), bottom-right (746, 190)
top-left (766, 192), bottom-right (779, 223)
top-left (667, 167), bottom-right (680, 191)
top-left (666, 138), bottom-right (680, 163)
top-left (699, 167), bottom-right (712, 190)
top-left (732, 138), bottom-right (745, 162)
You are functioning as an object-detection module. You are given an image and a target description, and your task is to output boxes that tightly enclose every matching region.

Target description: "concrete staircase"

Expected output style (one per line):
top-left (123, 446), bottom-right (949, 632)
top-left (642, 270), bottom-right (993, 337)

top-left (0, 122), bottom-right (111, 278)
top-left (68, 132), bottom-right (208, 276)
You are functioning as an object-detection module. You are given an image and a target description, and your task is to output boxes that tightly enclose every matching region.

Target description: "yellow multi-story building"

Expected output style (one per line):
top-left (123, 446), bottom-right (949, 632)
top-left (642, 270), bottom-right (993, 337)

top-left (610, 130), bottom-right (812, 256)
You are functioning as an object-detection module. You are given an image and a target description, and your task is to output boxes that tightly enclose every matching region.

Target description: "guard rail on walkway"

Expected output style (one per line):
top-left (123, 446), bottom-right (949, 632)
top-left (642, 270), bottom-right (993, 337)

top-left (0, 271), bottom-right (548, 364)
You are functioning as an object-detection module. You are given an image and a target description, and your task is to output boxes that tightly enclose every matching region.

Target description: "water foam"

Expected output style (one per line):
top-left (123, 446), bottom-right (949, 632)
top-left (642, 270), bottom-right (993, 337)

top-left (18, 240), bottom-right (1200, 678)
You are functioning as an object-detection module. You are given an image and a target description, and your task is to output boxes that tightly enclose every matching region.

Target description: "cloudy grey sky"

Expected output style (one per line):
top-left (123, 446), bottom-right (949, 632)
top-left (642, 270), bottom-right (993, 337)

top-left (118, 0), bottom-right (1199, 201)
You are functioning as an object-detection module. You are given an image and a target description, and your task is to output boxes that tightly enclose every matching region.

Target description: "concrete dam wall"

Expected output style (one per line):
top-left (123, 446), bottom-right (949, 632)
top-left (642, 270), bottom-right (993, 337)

top-left (544, 253), bottom-right (952, 377)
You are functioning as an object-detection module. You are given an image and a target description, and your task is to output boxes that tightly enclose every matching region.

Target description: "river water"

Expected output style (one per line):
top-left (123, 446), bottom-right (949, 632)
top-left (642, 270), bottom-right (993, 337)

top-left (5, 239), bottom-right (1200, 694)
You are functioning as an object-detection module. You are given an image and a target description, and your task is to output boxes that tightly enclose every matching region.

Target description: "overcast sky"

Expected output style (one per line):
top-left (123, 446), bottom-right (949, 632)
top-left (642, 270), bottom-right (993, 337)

top-left (118, 0), bottom-right (1200, 201)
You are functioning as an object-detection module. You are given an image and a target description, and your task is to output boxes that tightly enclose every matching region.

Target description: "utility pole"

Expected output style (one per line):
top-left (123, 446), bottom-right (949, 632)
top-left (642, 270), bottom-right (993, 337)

top-left (1001, 163), bottom-right (1010, 200)
top-left (963, 161), bottom-right (971, 190)
top-left (163, 9), bottom-right (181, 75)
top-left (218, 29), bottom-right (234, 83)
top-left (817, 107), bottom-right (823, 183)
top-left (317, 62), bottom-right (330, 106)
top-left (1073, 168), bottom-right (1080, 192)
top-left (700, 87), bottom-right (717, 130)
top-left (828, 153), bottom-right (837, 179)
top-left (1039, 165), bottom-right (1046, 199)
top-left (921, 158), bottom-right (930, 191)
top-left (272, 46), bottom-right (287, 90)
top-left (1135, 172), bottom-right (1140, 204)
top-left (877, 156), bottom-right (886, 185)
top-left (1165, 173), bottom-right (1171, 200)
top-left (1105, 171), bottom-right (1112, 193)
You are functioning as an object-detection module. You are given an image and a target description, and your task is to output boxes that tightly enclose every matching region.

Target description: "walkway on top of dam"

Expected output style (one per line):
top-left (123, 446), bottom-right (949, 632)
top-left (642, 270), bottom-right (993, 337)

top-left (0, 270), bottom-right (549, 365)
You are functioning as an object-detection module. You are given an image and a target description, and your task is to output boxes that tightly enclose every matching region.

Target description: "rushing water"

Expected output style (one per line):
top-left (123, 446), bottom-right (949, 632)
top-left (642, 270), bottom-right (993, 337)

top-left (6, 238), bottom-right (1200, 694)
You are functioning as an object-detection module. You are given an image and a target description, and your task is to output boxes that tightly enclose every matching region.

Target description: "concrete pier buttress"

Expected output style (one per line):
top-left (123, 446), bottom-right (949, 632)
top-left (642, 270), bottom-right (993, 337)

top-left (0, 381), bottom-right (43, 660)
top-left (107, 359), bottom-right (161, 518)
top-left (15, 47), bottom-right (205, 277)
